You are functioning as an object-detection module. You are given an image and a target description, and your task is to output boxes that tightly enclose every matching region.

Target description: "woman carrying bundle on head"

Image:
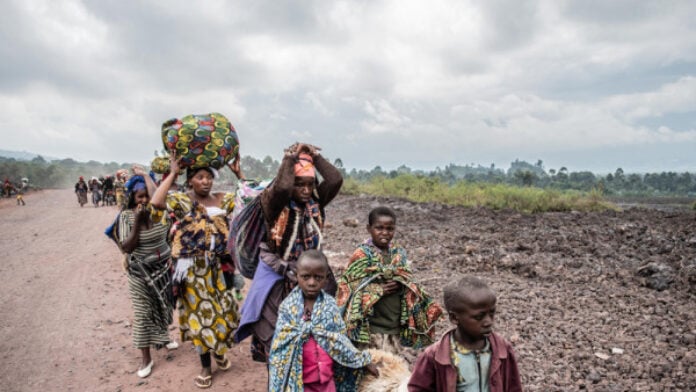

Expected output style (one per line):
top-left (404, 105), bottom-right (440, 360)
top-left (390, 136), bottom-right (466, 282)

top-left (234, 143), bottom-right (343, 364)
top-left (116, 166), bottom-right (177, 379)
top-left (150, 153), bottom-right (245, 389)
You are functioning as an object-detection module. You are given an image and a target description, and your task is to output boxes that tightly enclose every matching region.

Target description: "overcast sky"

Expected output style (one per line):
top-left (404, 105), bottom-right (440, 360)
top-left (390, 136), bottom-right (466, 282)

top-left (1, 0), bottom-right (695, 173)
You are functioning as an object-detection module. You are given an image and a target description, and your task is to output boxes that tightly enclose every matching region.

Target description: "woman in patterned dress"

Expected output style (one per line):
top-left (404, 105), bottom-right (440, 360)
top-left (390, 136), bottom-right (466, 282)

top-left (117, 167), bottom-right (175, 378)
top-left (151, 153), bottom-right (244, 389)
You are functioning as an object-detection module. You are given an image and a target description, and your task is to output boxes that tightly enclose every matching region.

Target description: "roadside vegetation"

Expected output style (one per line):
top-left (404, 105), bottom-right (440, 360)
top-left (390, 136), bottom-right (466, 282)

top-left (341, 175), bottom-right (615, 213)
top-left (1, 153), bottom-right (693, 213)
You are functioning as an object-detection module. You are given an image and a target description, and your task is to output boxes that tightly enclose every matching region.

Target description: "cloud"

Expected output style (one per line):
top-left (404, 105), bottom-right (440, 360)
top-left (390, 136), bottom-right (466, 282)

top-left (0, 0), bottom-right (695, 173)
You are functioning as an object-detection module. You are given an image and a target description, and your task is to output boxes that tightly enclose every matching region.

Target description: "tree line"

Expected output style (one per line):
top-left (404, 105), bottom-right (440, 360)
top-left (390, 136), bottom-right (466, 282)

top-left (339, 159), bottom-right (696, 197)
top-left (2, 154), bottom-right (694, 197)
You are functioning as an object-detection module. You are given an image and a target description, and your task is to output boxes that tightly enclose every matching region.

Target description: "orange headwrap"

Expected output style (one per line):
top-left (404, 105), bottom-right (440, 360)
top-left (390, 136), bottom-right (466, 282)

top-left (294, 153), bottom-right (315, 177)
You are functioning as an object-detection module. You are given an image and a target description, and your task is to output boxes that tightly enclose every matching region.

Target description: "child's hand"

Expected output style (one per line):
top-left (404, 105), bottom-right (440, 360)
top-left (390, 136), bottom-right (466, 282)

top-left (382, 281), bottom-right (400, 295)
top-left (365, 363), bottom-right (380, 378)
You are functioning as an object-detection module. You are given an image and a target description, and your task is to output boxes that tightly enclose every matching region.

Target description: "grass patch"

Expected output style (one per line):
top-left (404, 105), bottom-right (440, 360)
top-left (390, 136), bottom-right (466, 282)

top-left (341, 175), bottom-right (616, 213)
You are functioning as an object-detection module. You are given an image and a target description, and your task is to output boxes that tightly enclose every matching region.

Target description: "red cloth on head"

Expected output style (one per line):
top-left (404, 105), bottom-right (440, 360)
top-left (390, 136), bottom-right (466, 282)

top-left (294, 153), bottom-right (316, 177)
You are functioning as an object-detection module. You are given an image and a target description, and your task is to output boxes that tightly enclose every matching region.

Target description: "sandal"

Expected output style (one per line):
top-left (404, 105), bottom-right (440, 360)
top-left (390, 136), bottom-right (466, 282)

top-left (194, 375), bottom-right (212, 389)
top-left (214, 355), bottom-right (231, 371)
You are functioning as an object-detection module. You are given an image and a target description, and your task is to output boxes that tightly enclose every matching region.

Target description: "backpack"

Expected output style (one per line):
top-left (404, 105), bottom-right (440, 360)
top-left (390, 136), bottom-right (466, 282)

top-left (227, 179), bottom-right (271, 279)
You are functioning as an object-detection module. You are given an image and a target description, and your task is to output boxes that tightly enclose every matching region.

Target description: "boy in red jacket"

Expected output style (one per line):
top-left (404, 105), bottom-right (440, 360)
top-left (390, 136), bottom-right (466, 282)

top-left (408, 276), bottom-right (522, 392)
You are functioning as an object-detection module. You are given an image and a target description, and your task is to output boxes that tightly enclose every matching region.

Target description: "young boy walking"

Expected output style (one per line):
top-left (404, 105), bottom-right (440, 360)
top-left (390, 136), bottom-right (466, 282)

top-left (407, 276), bottom-right (522, 392)
top-left (336, 206), bottom-right (442, 353)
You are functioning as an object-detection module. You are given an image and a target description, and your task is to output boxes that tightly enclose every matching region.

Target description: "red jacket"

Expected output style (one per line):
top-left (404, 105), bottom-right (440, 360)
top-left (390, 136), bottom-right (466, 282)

top-left (408, 329), bottom-right (523, 392)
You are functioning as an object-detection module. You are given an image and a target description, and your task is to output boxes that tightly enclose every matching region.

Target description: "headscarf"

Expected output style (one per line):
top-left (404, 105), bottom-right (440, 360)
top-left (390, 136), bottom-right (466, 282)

top-left (294, 153), bottom-right (315, 177)
top-left (125, 172), bottom-right (156, 197)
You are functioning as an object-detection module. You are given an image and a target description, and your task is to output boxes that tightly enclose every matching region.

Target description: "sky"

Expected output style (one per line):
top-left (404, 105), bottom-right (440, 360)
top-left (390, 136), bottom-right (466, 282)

top-left (1, 0), bottom-right (695, 174)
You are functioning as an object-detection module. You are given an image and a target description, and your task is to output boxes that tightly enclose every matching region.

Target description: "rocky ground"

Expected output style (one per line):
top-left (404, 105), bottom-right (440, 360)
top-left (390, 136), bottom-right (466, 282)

top-left (1, 190), bottom-right (694, 391)
top-left (324, 195), bottom-right (696, 391)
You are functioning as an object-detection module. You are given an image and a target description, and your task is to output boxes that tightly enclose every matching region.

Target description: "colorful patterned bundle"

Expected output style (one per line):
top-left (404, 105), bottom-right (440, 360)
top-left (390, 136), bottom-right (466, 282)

top-left (161, 112), bottom-right (240, 170)
top-left (150, 156), bottom-right (170, 174)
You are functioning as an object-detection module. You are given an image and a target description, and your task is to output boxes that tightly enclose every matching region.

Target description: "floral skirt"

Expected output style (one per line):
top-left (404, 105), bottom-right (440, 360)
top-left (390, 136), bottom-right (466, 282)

top-left (178, 257), bottom-right (238, 355)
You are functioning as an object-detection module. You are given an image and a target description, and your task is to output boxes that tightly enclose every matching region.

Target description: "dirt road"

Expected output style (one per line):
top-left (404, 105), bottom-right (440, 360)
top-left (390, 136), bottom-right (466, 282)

top-left (0, 190), bottom-right (266, 392)
top-left (1, 189), bottom-right (695, 391)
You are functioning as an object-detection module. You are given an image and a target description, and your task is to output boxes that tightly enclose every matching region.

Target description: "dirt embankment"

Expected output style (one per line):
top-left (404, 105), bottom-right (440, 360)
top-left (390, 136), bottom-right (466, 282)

top-left (1, 190), bottom-right (694, 391)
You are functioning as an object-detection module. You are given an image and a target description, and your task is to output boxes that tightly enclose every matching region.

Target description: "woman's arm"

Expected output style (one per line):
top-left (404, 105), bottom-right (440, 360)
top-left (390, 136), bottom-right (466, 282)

top-left (118, 208), bottom-right (148, 253)
top-left (260, 153), bottom-right (296, 221)
top-left (227, 154), bottom-right (245, 180)
top-left (132, 165), bottom-right (157, 199)
top-left (151, 154), bottom-right (180, 210)
top-left (312, 153), bottom-right (343, 207)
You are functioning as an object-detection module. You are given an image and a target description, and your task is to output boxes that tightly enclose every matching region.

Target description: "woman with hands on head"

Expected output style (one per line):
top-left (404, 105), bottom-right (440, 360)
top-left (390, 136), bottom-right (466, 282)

top-left (235, 142), bottom-right (344, 364)
top-left (150, 153), bottom-right (245, 389)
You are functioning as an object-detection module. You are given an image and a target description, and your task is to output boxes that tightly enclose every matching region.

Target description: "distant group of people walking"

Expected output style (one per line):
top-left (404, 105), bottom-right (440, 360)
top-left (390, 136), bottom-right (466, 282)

top-left (3, 177), bottom-right (28, 205)
top-left (75, 173), bottom-right (125, 208)
top-left (106, 142), bottom-right (522, 391)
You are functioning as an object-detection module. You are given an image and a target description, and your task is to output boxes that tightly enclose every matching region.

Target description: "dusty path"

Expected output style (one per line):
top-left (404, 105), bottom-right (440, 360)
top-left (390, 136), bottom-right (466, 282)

top-left (1, 189), bottom-right (695, 391)
top-left (0, 190), bottom-right (266, 392)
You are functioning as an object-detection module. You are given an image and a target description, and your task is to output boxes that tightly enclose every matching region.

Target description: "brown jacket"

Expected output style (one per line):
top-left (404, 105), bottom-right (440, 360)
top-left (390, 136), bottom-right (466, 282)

top-left (408, 329), bottom-right (523, 392)
top-left (259, 152), bottom-right (343, 258)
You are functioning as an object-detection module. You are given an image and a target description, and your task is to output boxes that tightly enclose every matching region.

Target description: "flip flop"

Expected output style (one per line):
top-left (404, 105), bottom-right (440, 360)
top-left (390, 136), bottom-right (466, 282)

top-left (214, 356), bottom-right (232, 371)
top-left (194, 375), bottom-right (212, 389)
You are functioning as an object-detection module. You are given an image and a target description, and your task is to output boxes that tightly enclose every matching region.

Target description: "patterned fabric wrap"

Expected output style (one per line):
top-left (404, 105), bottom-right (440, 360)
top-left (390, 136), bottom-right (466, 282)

top-left (270, 199), bottom-right (324, 262)
top-left (178, 256), bottom-right (239, 355)
top-left (117, 208), bottom-right (174, 348)
top-left (161, 112), bottom-right (240, 170)
top-left (232, 179), bottom-right (272, 221)
top-left (228, 196), bottom-right (267, 279)
top-left (268, 287), bottom-right (372, 392)
top-left (158, 192), bottom-right (235, 259)
top-left (127, 252), bottom-right (174, 337)
top-left (336, 241), bottom-right (443, 349)
top-left (227, 179), bottom-right (272, 278)
top-left (152, 193), bottom-right (239, 355)
top-left (150, 156), bottom-right (171, 174)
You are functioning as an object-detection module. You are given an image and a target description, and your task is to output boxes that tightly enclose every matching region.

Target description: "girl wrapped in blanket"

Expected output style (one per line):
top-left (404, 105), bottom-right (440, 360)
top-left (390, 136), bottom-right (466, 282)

top-left (336, 207), bottom-right (443, 354)
top-left (268, 250), bottom-right (379, 392)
